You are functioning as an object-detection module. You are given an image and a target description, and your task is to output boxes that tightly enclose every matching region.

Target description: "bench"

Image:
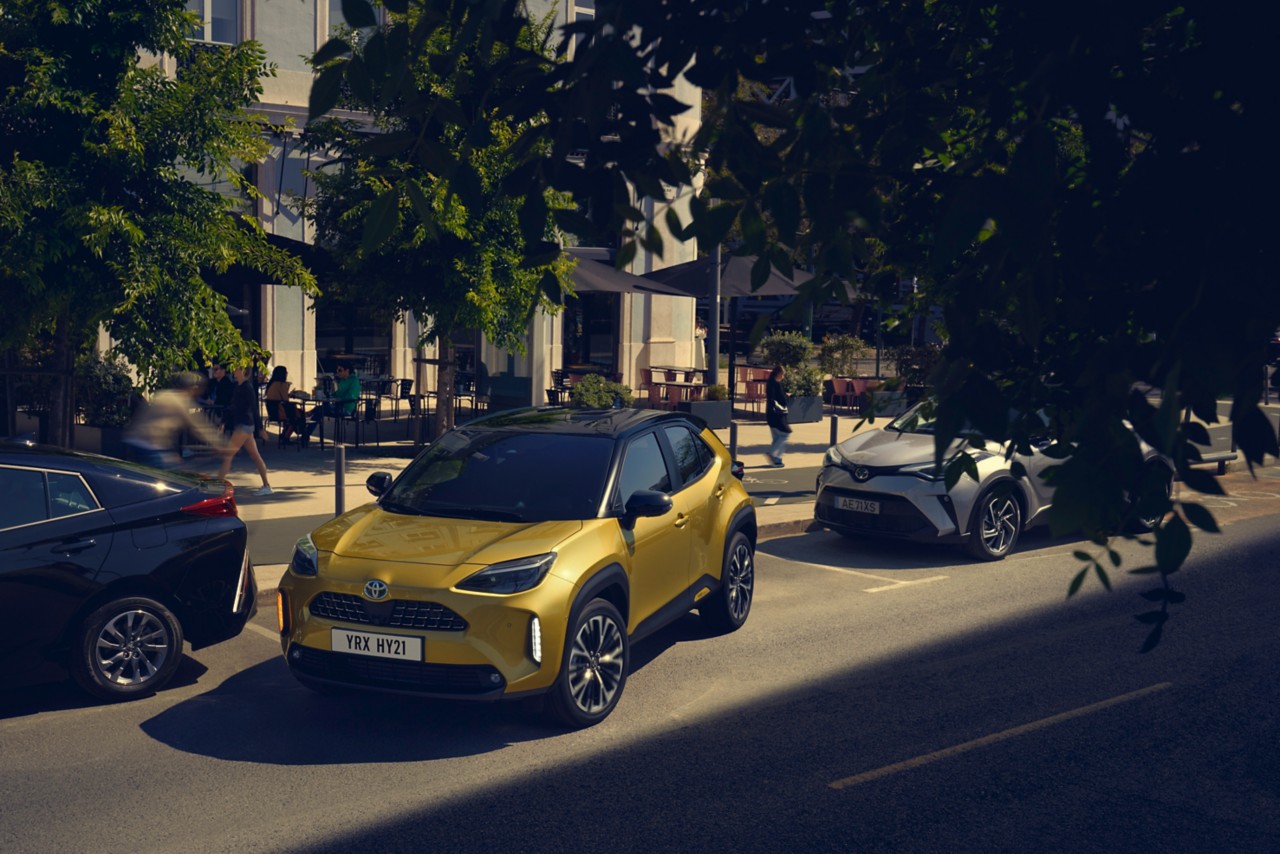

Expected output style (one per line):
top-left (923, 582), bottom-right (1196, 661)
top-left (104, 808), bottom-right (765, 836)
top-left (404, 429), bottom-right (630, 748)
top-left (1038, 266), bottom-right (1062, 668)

top-left (1190, 450), bottom-right (1238, 475)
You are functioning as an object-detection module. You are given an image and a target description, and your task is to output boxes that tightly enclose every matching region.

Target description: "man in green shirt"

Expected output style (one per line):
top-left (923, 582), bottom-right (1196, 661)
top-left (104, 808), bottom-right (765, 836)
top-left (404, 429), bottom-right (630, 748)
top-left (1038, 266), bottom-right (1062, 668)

top-left (303, 364), bottom-right (362, 446)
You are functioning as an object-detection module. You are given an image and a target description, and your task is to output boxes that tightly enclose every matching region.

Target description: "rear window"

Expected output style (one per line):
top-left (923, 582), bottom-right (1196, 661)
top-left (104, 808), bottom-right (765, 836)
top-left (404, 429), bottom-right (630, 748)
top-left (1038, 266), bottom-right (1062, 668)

top-left (383, 430), bottom-right (615, 522)
top-left (81, 463), bottom-right (198, 507)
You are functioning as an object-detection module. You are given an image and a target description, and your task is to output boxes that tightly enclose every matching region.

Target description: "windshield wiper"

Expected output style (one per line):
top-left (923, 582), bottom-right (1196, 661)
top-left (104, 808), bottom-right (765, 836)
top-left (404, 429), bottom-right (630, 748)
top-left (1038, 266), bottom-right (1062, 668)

top-left (379, 499), bottom-right (424, 516)
top-left (411, 504), bottom-right (528, 523)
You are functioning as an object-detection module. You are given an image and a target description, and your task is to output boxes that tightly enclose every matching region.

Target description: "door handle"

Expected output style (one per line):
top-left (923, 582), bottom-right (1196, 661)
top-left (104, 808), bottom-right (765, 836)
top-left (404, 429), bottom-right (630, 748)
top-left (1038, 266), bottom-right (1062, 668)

top-left (58, 538), bottom-right (96, 555)
top-left (714, 484), bottom-right (726, 499)
top-left (673, 513), bottom-right (688, 529)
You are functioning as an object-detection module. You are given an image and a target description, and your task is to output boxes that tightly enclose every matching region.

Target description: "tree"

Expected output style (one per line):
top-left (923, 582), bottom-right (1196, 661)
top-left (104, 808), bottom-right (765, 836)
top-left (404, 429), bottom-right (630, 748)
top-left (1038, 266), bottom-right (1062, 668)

top-left (305, 0), bottom-right (573, 436)
top-left (310, 0), bottom-right (1279, 646)
top-left (0, 0), bottom-right (315, 444)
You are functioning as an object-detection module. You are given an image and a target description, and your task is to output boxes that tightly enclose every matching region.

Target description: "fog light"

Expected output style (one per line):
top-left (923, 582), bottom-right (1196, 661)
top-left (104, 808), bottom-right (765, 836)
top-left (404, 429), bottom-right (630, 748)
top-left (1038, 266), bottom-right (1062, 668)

top-left (530, 616), bottom-right (542, 664)
top-left (489, 673), bottom-right (502, 684)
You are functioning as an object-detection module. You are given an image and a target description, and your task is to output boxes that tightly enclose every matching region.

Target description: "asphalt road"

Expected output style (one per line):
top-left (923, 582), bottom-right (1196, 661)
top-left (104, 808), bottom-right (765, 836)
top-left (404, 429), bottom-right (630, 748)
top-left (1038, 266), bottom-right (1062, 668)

top-left (3, 510), bottom-right (1277, 853)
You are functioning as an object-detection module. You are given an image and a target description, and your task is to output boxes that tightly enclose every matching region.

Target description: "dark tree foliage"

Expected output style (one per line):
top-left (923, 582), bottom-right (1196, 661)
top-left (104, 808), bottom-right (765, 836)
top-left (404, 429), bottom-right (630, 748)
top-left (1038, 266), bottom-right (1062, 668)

top-left (311, 0), bottom-right (1279, 646)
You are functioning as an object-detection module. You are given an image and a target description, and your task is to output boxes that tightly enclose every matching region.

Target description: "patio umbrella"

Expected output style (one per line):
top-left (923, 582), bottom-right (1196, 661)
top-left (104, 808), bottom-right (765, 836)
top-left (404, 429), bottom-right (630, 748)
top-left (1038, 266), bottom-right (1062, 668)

top-left (565, 249), bottom-right (691, 296)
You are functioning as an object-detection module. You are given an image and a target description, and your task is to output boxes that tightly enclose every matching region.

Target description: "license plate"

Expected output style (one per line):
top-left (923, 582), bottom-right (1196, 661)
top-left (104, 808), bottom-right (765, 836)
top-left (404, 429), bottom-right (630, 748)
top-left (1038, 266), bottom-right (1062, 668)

top-left (331, 628), bottom-right (422, 661)
top-left (838, 496), bottom-right (880, 515)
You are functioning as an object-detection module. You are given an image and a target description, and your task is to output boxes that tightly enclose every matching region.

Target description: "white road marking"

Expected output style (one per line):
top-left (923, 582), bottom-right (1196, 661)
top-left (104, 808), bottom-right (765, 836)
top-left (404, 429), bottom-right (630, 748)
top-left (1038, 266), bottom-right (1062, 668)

top-left (789, 559), bottom-right (948, 590)
top-left (828, 682), bottom-right (1173, 789)
top-left (244, 622), bottom-right (280, 642)
top-left (763, 496), bottom-right (780, 505)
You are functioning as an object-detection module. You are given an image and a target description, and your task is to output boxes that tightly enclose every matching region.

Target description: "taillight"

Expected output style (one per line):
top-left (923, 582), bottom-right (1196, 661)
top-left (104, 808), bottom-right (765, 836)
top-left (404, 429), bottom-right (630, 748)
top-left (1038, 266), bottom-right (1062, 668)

top-left (182, 482), bottom-right (238, 517)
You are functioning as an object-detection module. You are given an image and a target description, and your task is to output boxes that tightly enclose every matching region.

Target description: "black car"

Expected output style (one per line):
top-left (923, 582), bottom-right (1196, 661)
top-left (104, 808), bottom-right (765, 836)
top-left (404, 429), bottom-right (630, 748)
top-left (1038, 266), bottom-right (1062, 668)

top-left (0, 442), bottom-right (255, 700)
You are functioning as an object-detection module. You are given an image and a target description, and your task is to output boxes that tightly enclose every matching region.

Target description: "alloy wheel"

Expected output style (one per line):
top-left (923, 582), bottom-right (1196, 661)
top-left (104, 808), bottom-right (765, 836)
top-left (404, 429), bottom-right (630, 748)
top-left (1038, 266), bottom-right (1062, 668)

top-left (725, 541), bottom-right (755, 623)
top-left (980, 495), bottom-right (1020, 556)
top-left (566, 612), bottom-right (626, 715)
top-left (93, 609), bottom-right (173, 687)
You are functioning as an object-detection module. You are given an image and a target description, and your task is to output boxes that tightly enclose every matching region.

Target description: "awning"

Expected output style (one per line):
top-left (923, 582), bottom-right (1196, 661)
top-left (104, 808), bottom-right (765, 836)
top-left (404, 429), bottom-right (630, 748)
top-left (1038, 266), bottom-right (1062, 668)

top-left (564, 247), bottom-right (691, 296)
top-left (642, 254), bottom-right (812, 298)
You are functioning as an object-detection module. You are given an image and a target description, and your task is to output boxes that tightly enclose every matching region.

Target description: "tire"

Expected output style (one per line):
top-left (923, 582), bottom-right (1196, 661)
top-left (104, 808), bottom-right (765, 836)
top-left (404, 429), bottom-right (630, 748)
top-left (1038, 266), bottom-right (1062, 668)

top-left (546, 598), bottom-right (629, 728)
top-left (1130, 465), bottom-right (1173, 533)
top-left (700, 530), bottom-right (755, 633)
top-left (966, 487), bottom-right (1022, 561)
top-left (71, 596), bottom-right (184, 701)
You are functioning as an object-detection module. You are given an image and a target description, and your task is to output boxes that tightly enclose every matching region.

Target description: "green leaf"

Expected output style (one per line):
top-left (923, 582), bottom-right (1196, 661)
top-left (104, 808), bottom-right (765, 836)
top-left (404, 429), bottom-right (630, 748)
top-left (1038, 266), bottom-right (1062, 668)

top-left (313, 38), bottom-right (353, 67)
top-left (361, 188), bottom-right (400, 252)
top-left (1180, 468), bottom-right (1225, 495)
top-left (341, 0), bottom-right (378, 29)
top-left (1180, 502), bottom-right (1220, 533)
top-left (308, 65), bottom-right (345, 121)
top-left (403, 179), bottom-right (437, 240)
top-left (381, 0), bottom-right (409, 14)
top-left (1154, 514), bottom-right (1192, 575)
top-left (1072, 550), bottom-right (1093, 562)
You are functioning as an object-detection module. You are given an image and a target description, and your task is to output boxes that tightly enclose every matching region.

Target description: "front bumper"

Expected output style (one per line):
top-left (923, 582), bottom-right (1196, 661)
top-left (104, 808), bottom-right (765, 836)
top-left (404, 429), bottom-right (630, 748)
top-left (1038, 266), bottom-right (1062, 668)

top-left (814, 466), bottom-right (964, 543)
top-left (278, 566), bottom-right (574, 699)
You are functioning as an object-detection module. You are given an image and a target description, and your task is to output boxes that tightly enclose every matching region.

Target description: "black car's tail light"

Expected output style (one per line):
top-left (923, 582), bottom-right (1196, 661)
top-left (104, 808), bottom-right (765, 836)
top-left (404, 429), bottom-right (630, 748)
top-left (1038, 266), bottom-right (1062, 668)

top-left (181, 482), bottom-right (238, 517)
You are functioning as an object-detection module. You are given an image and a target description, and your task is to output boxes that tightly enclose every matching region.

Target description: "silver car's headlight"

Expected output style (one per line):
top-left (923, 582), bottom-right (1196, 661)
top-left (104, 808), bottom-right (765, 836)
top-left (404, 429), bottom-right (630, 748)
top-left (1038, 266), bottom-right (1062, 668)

top-left (458, 553), bottom-right (557, 595)
top-left (898, 460), bottom-right (945, 481)
top-left (823, 446), bottom-right (846, 468)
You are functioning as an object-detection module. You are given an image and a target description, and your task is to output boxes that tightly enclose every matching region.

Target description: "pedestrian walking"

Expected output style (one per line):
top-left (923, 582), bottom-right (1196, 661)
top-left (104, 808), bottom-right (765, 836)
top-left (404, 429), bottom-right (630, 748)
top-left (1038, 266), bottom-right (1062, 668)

top-left (765, 365), bottom-right (790, 467)
top-left (217, 366), bottom-right (273, 496)
top-left (124, 371), bottom-right (230, 469)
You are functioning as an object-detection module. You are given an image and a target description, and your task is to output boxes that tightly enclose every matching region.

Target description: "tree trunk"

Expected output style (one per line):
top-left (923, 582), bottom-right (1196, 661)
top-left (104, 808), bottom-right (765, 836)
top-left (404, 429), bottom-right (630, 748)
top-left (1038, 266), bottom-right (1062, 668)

top-left (48, 314), bottom-right (75, 448)
top-left (434, 340), bottom-right (457, 437)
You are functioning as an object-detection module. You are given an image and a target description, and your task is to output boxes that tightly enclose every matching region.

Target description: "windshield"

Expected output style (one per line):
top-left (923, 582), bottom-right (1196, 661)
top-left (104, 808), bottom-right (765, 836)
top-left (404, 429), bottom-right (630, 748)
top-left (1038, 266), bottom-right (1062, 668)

top-left (382, 430), bottom-right (615, 522)
top-left (886, 400), bottom-right (939, 435)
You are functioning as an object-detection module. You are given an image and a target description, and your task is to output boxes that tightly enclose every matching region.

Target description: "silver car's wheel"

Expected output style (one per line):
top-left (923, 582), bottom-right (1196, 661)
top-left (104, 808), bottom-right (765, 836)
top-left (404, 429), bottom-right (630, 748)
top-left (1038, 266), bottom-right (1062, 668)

top-left (547, 599), bottom-right (629, 727)
top-left (1131, 466), bottom-right (1173, 532)
top-left (967, 489), bottom-right (1022, 560)
top-left (72, 596), bottom-right (184, 701)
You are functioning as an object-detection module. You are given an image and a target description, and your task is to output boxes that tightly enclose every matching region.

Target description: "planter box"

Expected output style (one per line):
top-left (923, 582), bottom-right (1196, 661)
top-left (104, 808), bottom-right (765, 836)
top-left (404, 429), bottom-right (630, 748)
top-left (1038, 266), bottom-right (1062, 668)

top-left (788, 395), bottom-right (824, 423)
top-left (678, 399), bottom-right (732, 429)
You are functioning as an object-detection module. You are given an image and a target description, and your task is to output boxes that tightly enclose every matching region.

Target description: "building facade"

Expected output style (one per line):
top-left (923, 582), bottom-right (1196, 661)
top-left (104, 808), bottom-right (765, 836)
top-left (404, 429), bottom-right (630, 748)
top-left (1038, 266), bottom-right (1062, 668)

top-left (186, 0), bottom-right (704, 407)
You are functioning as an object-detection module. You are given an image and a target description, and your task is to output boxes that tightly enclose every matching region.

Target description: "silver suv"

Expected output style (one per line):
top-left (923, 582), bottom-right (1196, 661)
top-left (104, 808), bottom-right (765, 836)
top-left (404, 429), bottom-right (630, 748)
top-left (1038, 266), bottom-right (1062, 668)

top-left (815, 402), bottom-right (1172, 560)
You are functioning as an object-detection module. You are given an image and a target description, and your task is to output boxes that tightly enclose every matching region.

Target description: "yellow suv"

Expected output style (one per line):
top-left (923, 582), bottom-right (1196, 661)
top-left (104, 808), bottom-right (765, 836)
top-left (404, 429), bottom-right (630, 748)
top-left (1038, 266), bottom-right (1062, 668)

top-left (277, 408), bottom-right (755, 727)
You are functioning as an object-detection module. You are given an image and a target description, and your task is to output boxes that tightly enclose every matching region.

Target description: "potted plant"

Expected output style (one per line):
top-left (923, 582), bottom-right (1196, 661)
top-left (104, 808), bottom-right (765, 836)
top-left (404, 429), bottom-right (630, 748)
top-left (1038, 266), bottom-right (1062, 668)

top-left (680, 383), bottom-right (731, 428)
top-left (819, 333), bottom-right (872, 379)
top-left (757, 331), bottom-right (824, 423)
top-left (73, 353), bottom-right (136, 456)
top-left (568, 373), bottom-right (634, 409)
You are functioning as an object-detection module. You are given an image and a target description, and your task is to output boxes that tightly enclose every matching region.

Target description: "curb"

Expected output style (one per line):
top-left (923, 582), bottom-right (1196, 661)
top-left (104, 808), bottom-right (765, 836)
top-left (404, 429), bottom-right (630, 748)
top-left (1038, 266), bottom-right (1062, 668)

top-left (758, 517), bottom-right (822, 542)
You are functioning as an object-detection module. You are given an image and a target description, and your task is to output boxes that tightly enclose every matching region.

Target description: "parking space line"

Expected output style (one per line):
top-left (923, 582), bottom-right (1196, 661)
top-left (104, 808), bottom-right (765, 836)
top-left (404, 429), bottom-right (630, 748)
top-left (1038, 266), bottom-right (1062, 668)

top-left (763, 496), bottom-right (780, 505)
top-left (244, 622), bottom-right (280, 642)
top-left (827, 682), bottom-right (1173, 790)
top-left (791, 560), bottom-right (948, 589)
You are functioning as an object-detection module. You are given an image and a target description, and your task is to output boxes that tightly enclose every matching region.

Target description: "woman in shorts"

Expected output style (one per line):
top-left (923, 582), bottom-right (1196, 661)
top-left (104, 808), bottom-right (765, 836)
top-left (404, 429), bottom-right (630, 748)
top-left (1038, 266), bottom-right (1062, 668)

top-left (217, 365), bottom-right (274, 496)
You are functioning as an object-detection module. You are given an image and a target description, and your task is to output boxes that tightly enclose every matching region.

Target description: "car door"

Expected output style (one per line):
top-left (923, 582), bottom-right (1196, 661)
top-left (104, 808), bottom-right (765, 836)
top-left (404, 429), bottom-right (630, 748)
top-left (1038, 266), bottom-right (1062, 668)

top-left (0, 465), bottom-right (113, 683)
top-left (614, 431), bottom-right (688, 631)
top-left (660, 425), bottom-right (721, 582)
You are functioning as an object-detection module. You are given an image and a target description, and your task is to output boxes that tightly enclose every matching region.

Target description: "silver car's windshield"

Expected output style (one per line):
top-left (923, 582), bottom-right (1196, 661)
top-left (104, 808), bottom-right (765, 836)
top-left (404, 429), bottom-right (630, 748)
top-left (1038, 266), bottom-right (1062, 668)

top-left (886, 401), bottom-right (939, 435)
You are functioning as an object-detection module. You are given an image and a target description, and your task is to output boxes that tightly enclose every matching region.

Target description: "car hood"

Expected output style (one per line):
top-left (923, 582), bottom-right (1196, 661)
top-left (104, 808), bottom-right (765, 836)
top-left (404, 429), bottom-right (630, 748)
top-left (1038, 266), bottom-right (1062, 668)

top-left (311, 503), bottom-right (583, 570)
top-left (837, 427), bottom-right (974, 467)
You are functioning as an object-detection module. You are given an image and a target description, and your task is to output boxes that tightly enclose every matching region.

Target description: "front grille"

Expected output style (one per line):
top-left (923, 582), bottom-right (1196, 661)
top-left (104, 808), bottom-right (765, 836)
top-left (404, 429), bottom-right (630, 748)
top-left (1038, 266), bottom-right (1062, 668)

top-left (289, 645), bottom-right (504, 696)
top-left (816, 487), bottom-right (936, 536)
top-left (308, 592), bottom-right (468, 631)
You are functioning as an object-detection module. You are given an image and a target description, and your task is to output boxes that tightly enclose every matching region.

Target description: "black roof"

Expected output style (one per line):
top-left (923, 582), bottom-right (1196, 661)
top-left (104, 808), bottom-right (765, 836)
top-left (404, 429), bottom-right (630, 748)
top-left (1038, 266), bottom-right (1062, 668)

top-left (0, 440), bottom-right (204, 486)
top-left (461, 407), bottom-right (704, 439)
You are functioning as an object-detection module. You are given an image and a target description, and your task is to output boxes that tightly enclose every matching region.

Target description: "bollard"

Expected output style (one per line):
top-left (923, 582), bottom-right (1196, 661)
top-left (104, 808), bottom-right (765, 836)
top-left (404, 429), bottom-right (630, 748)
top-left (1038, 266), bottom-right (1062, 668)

top-left (830, 413), bottom-right (839, 447)
top-left (729, 421), bottom-right (738, 460)
top-left (335, 444), bottom-right (346, 517)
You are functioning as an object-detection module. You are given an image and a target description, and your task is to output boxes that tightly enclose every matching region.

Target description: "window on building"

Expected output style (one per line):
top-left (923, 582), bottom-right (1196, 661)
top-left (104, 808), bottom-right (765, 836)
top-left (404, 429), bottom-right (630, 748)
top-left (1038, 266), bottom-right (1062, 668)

top-left (186, 0), bottom-right (239, 44)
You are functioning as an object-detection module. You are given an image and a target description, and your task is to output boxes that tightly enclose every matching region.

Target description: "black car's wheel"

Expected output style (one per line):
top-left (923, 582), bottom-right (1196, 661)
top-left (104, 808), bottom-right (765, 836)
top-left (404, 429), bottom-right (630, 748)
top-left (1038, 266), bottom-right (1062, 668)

top-left (1130, 465), bottom-right (1174, 533)
top-left (700, 530), bottom-right (754, 633)
top-left (71, 596), bottom-right (183, 701)
top-left (546, 598), bottom-right (629, 728)
top-left (966, 488), bottom-right (1022, 561)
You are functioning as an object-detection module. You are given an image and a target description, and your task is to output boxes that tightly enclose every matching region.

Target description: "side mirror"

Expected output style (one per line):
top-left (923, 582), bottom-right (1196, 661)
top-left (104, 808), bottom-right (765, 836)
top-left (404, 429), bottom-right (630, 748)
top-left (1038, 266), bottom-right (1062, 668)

top-left (622, 489), bottom-right (672, 528)
top-left (366, 472), bottom-right (393, 497)
top-left (730, 461), bottom-right (745, 480)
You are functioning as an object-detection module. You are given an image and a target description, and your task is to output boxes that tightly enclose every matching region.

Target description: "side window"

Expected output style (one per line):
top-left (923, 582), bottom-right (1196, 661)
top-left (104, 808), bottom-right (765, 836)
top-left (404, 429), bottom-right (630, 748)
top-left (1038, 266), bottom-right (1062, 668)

top-left (663, 426), bottom-right (710, 486)
top-left (0, 468), bottom-right (49, 529)
top-left (615, 433), bottom-right (671, 508)
top-left (48, 472), bottom-right (98, 518)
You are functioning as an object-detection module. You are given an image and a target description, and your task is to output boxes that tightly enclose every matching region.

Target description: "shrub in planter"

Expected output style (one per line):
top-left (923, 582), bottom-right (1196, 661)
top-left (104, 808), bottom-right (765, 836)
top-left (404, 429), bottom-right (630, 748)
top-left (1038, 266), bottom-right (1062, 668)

top-left (887, 343), bottom-right (942, 390)
top-left (819, 333), bottom-right (872, 377)
top-left (704, 383), bottom-right (730, 401)
top-left (569, 373), bottom-right (634, 409)
top-left (75, 354), bottom-right (136, 428)
top-left (757, 331), bottom-right (815, 371)
top-left (783, 365), bottom-right (823, 398)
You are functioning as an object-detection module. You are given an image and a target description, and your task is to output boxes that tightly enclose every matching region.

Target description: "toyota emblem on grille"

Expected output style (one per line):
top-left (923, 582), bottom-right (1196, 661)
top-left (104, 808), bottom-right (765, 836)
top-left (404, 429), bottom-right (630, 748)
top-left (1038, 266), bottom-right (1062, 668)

top-left (852, 466), bottom-right (871, 482)
top-left (363, 579), bottom-right (389, 601)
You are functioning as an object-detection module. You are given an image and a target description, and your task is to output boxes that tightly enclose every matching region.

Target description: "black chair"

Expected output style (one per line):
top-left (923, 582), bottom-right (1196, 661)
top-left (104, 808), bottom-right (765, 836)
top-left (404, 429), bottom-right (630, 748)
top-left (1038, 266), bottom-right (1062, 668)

top-left (391, 378), bottom-right (415, 420)
top-left (264, 400), bottom-right (302, 451)
top-left (325, 397), bottom-right (381, 447)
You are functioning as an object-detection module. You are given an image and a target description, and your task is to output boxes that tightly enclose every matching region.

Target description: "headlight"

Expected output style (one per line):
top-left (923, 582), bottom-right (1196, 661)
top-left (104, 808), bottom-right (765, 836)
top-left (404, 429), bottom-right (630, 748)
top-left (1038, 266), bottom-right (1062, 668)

top-left (458, 553), bottom-right (556, 595)
top-left (823, 446), bottom-right (846, 467)
top-left (899, 460), bottom-right (945, 481)
top-left (290, 534), bottom-right (318, 577)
